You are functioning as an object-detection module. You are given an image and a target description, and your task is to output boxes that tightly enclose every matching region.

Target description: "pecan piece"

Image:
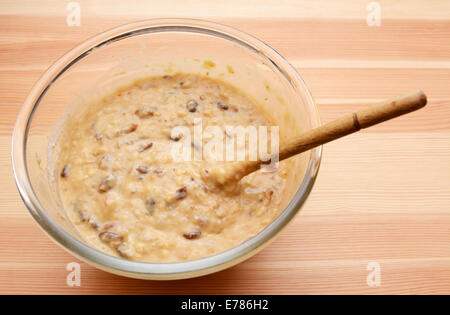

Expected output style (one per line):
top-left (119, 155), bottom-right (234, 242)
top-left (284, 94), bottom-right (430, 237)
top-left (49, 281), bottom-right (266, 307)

top-left (60, 164), bottom-right (71, 178)
top-left (88, 216), bottom-right (100, 230)
top-left (98, 174), bottom-right (117, 192)
top-left (170, 130), bottom-right (183, 141)
top-left (73, 200), bottom-right (88, 222)
top-left (77, 210), bottom-right (88, 223)
top-left (183, 231), bottom-right (201, 240)
top-left (136, 165), bottom-right (149, 174)
top-left (102, 222), bottom-right (116, 230)
top-left (122, 123), bottom-right (138, 134)
top-left (135, 106), bottom-right (157, 118)
top-left (116, 242), bottom-right (133, 258)
top-left (145, 197), bottom-right (156, 215)
top-left (175, 186), bottom-right (187, 200)
top-left (99, 231), bottom-right (123, 247)
top-left (217, 101), bottom-right (229, 110)
top-left (186, 99), bottom-right (198, 112)
top-left (139, 141), bottom-right (153, 152)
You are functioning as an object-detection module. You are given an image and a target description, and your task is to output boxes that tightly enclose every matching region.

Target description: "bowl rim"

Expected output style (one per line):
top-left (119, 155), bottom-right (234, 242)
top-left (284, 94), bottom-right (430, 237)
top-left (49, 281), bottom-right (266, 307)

top-left (11, 18), bottom-right (322, 279)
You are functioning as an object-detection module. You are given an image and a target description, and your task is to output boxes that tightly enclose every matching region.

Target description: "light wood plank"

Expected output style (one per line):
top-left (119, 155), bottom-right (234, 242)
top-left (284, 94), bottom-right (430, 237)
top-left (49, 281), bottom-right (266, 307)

top-left (1, 0), bottom-right (450, 20)
top-left (1, 0), bottom-right (449, 294)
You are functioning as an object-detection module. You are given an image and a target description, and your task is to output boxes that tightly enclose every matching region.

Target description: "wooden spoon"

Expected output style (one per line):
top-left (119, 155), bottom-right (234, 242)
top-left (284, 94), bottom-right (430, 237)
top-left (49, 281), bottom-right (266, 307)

top-left (205, 90), bottom-right (427, 186)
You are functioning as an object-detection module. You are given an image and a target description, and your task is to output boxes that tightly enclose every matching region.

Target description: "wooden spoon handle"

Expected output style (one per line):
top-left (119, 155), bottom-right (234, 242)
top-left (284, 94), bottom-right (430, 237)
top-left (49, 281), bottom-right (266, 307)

top-left (278, 90), bottom-right (427, 161)
top-left (208, 90), bottom-right (427, 185)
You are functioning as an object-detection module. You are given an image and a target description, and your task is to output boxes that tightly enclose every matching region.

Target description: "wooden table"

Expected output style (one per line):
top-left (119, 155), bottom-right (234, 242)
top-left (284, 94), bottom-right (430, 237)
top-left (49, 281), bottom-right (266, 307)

top-left (1, 0), bottom-right (449, 294)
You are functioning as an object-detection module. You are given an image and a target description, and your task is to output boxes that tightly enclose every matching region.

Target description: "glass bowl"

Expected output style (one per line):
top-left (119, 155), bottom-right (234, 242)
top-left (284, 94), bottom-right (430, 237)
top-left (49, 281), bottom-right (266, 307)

top-left (11, 19), bottom-right (322, 280)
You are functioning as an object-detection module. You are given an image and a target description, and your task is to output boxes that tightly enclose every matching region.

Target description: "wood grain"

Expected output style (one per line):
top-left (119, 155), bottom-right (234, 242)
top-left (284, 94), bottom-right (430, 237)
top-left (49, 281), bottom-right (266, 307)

top-left (1, 0), bottom-right (449, 294)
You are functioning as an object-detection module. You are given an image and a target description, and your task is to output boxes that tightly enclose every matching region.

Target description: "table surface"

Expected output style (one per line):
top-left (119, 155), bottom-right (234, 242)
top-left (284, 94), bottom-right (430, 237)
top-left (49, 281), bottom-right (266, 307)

top-left (1, 0), bottom-right (449, 294)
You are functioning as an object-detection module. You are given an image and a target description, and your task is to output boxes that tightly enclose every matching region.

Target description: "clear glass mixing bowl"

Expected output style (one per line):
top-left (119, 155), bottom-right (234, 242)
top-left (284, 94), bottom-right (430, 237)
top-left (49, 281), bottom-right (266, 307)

top-left (11, 19), bottom-right (322, 279)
